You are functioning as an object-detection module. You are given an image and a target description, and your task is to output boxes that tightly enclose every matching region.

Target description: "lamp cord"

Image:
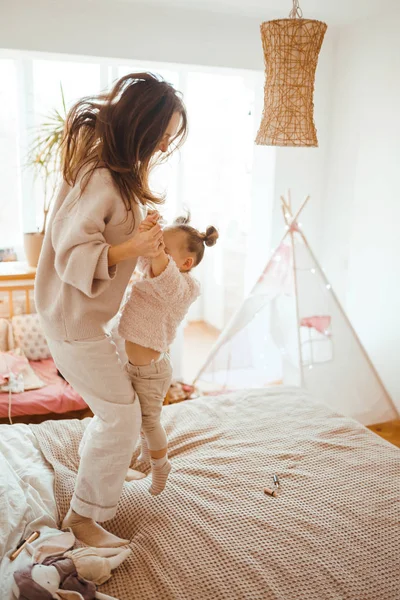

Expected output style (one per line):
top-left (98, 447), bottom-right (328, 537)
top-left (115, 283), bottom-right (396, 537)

top-left (289, 0), bottom-right (303, 18)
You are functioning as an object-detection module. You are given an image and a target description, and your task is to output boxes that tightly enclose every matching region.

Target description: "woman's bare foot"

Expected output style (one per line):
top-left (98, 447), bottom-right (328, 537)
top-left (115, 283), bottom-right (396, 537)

top-left (62, 508), bottom-right (129, 547)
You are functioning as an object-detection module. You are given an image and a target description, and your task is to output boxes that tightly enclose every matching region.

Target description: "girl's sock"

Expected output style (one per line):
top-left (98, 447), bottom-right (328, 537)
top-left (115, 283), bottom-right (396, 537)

top-left (138, 433), bottom-right (150, 463)
top-left (149, 456), bottom-right (171, 496)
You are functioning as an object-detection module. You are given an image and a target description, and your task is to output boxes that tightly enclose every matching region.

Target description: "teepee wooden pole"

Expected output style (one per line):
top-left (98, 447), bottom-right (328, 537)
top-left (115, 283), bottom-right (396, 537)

top-left (281, 201), bottom-right (290, 227)
top-left (292, 195), bottom-right (310, 225)
top-left (290, 226), bottom-right (305, 387)
top-left (280, 194), bottom-right (291, 217)
top-left (281, 192), bottom-right (309, 388)
top-left (281, 194), bottom-right (310, 227)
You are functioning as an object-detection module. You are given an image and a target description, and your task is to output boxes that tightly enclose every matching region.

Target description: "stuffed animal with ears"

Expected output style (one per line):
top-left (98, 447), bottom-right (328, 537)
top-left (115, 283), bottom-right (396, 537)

top-left (12, 545), bottom-right (131, 600)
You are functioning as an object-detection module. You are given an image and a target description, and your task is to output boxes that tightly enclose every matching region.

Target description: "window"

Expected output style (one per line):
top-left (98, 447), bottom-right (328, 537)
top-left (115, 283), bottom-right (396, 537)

top-left (0, 59), bottom-right (22, 249)
top-left (33, 60), bottom-right (101, 122)
top-left (180, 72), bottom-right (256, 328)
top-left (30, 60), bottom-right (101, 233)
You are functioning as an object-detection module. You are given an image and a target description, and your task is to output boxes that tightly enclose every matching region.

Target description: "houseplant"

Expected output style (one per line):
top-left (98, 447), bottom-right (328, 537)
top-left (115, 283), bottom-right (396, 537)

top-left (24, 84), bottom-right (66, 267)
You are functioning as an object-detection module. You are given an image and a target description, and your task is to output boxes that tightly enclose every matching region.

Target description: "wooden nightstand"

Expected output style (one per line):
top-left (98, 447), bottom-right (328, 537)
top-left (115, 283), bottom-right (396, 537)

top-left (0, 262), bottom-right (36, 318)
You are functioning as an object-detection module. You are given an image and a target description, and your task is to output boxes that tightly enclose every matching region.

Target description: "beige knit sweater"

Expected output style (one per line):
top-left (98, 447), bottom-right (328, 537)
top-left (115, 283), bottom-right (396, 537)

top-left (35, 168), bottom-right (144, 341)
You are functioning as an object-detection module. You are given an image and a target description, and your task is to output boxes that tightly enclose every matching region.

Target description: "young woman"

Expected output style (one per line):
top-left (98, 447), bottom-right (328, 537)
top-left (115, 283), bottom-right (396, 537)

top-left (35, 73), bottom-right (187, 547)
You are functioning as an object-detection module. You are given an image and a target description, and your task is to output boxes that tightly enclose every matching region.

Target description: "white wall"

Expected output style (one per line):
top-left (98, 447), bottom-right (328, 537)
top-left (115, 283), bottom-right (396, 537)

top-left (321, 9), bottom-right (400, 411)
top-left (270, 29), bottom-right (335, 256)
top-left (1, 0), bottom-right (263, 71)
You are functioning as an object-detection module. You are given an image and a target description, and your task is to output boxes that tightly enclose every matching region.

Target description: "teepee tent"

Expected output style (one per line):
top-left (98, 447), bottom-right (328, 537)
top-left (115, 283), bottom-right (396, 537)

top-left (195, 195), bottom-right (398, 426)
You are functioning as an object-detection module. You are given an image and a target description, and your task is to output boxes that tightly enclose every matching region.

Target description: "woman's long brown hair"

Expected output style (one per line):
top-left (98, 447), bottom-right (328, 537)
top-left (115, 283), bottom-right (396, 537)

top-left (61, 72), bottom-right (187, 224)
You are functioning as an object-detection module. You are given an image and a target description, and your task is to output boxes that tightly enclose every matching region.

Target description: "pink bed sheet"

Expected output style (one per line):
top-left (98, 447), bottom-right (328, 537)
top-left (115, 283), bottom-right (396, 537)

top-left (0, 358), bottom-right (86, 418)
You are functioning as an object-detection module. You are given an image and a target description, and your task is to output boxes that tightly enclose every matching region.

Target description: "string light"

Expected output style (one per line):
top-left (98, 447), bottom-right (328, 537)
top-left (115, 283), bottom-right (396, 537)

top-left (308, 364), bottom-right (313, 370)
top-left (326, 283), bottom-right (331, 290)
top-left (310, 268), bottom-right (316, 274)
top-left (275, 255), bottom-right (282, 262)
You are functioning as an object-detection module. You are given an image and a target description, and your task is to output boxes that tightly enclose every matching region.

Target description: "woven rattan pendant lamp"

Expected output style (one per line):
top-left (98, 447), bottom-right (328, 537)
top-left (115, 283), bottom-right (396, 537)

top-left (255, 0), bottom-right (327, 147)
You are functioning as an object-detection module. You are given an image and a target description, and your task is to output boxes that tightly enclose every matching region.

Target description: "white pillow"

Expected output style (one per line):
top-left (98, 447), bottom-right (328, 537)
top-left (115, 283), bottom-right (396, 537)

top-left (11, 314), bottom-right (51, 361)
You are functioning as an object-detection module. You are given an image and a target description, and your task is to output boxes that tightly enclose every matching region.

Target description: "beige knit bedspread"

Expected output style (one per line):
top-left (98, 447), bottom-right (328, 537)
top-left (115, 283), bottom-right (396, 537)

top-left (31, 387), bottom-right (400, 600)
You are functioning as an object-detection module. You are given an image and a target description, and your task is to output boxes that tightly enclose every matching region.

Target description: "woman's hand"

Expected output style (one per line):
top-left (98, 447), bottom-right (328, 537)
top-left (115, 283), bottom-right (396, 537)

top-left (133, 226), bottom-right (164, 258)
top-left (108, 224), bottom-right (163, 267)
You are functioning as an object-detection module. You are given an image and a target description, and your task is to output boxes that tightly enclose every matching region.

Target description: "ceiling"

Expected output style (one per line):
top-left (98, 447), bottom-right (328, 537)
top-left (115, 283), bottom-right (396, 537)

top-left (116, 0), bottom-right (396, 26)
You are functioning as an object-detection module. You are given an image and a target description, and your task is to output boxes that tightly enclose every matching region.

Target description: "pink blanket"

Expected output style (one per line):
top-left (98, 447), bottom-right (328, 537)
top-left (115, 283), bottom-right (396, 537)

top-left (0, 358), bottom-right (86, 418)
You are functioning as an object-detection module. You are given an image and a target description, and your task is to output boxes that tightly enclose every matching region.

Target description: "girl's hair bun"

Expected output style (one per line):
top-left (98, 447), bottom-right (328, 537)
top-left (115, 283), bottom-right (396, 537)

top-left (203, 226), bottom-right (219, 247)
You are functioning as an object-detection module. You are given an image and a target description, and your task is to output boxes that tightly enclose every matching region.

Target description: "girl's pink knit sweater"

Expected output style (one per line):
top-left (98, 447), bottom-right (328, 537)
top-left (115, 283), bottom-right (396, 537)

top-left (118, 256), bottom-right (200, 352)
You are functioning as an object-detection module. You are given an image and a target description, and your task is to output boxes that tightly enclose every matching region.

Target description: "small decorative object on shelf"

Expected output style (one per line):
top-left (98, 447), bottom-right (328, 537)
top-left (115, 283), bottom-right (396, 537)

top-left (256, 0), bottom-right (327, 147)
top-left (0, 248), bottom-right (17, 262)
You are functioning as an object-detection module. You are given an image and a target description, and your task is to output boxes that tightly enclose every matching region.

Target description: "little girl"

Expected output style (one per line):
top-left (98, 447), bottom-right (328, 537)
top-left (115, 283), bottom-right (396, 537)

top-left (118, 212), bottom-right (218, 495)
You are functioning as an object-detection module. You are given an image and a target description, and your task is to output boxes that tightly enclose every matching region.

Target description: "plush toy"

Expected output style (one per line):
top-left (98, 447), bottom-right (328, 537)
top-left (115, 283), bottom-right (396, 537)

top-left (164, 380), bottom-right (196, 405)
top-left (12, 546), bottom-right (131, 600)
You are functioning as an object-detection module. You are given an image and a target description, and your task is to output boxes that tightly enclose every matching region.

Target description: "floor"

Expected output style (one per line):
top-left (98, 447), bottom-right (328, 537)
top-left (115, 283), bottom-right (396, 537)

top-left (183, 321), bottom-right (400, 448)
top-left (367, 420), bottom-right (400, 448)
top-left (183, 320), bottom-right (220, 383)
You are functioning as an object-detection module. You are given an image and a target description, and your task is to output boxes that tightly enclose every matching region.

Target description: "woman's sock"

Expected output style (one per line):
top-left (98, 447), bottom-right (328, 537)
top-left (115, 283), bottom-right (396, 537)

top-left (138, 433), bottom-right (150, 463)
top-left (62, 508), bottom-right (129, 548)
top-left (149, 457), bottom-right (171, 496)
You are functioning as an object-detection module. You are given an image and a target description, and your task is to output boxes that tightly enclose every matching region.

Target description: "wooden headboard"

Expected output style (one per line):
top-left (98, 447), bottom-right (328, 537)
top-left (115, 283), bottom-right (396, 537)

top-left (0, 282), bottom-right (35, 318)
top-left (0, 262), bottom-right (36, 319)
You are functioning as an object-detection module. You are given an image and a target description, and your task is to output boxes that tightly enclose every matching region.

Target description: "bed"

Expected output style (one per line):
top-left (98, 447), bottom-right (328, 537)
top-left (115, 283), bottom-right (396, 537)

top-left (0, 304), bottom-right (88, 423)
top-left (1, 387), bottom-right (399, 600)
top-left (0, 357), bottom-right (88, 424)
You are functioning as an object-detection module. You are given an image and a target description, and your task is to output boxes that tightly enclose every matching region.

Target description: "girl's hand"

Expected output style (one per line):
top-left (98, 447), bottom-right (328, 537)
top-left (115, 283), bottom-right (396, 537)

top-left (139, 220), bottom-right (155, 233)
top-left (139, 211), bottom-right (160, 233)
top-left (147, 209), bottom-right (160, 220)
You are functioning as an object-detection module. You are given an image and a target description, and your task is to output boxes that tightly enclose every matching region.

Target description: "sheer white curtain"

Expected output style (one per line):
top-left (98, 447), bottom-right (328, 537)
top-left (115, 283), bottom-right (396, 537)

top-left (30, 59), bottom-right (102, 233)
top-left (178, 71), bottom-right (256, 330)
top-left (0, 59), bottom-right (22, 251)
